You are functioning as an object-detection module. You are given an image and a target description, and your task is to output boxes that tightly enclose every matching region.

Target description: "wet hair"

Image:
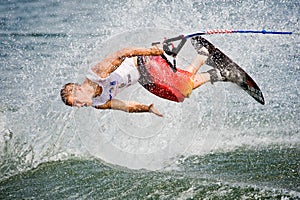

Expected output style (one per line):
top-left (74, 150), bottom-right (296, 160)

top-left (60, 83), bottom-right (78, 106)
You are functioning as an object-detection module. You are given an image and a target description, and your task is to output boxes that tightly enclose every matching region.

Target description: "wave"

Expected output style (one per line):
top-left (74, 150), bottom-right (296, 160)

top-left (0, 145), bottom-right (299, 199)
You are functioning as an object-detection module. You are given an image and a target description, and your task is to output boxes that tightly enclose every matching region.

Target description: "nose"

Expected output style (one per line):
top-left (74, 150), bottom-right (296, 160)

top-left (75, 102), bottom-right (86, 108)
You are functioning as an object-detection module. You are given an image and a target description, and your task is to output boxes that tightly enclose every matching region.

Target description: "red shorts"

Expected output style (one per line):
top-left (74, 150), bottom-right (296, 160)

top-left (137, 56), bottom-right (194, 102)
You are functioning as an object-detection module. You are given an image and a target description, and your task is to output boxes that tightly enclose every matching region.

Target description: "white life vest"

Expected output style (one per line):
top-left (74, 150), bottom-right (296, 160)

top-left (86, 58), bottom-right (140, 106)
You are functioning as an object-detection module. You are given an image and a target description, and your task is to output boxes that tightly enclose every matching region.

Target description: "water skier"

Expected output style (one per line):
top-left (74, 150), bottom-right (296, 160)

top-left (60, 36), bottom-right (264, 117)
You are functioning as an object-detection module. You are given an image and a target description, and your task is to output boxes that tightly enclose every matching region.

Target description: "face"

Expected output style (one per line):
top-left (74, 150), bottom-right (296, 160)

top-left (68, 85), bottom-right (93, 107)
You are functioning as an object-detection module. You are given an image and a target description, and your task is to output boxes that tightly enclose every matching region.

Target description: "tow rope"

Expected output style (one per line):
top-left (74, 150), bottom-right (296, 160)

top-left (152, 29), bottom-right (296, 72)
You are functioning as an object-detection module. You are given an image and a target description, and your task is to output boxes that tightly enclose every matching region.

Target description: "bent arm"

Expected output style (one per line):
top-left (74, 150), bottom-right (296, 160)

top-left (92, 47), bottom-right (163, 78)
top-left (94, 99), bottom-right (163, 117)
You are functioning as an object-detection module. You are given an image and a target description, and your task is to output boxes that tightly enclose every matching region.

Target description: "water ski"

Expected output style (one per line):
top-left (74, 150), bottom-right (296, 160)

top-left (191, 36), bottom-right (265, 105)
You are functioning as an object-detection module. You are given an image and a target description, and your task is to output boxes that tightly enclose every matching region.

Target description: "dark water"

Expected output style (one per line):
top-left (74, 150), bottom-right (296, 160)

top-left (0, 0), bottom-right (299, 199)
top-left (1, 146), bottom-right (299, 199)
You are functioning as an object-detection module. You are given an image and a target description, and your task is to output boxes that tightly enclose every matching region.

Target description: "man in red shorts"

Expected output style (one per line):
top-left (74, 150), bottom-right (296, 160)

top-left (60, 43), bottom-right (226, 117)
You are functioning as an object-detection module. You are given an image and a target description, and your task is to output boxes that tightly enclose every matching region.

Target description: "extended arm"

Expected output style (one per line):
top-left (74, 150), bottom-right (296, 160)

top-left (92, 47), bottom-right (164, 78)
top-left (94, 99), bottom-right (163, 117)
